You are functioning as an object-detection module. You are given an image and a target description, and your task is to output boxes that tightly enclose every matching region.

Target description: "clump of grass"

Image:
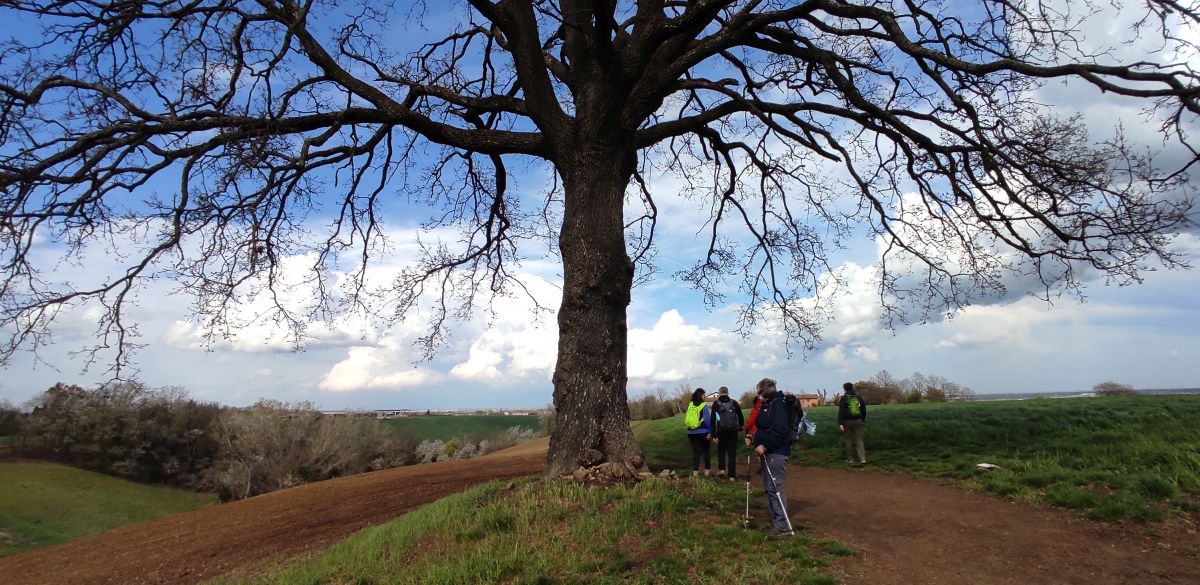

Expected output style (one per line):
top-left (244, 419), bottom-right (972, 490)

top-left (1133, 473), bottom-right (1179, 501)
top-left (1045, 483), bottom-right (1097, 509)
top-left (1088, 493), bottom-right (1143, 522)
top-left (983, 474), bottom-right (1023, 498)
top-left (818, 540), bottom-right (854, 557)
top-left (211, 477), bottom-right (846, 585)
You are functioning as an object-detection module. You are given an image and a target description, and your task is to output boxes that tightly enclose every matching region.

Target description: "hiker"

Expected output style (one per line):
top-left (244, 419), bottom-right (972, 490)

top-left (743, 383), bottom-right (767, 482)
top-left (711, 386), bottom-right (744, 481)
top-left (684, 387), bottom-right (714, 477)
top-left (838, 382), bottom-right (868, 464)
top-left (751, 377), bottom-right (794, 536)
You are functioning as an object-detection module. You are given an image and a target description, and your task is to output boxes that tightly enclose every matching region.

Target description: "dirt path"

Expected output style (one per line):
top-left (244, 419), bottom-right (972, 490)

top-left (0, 439), bottom-right (547, 585)
top-left (2, 442), bottom-right (1197, 585)
top-left (793, 466), bottom-right (1200, 585)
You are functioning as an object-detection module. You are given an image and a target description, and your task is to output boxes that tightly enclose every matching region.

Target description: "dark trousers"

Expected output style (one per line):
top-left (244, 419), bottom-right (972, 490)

top-left (715, 430), bottom-right (739, 478)
top-left (688, 433), bottom-right (711, 471)
top-left (842, 419), bottom-right (866, 462)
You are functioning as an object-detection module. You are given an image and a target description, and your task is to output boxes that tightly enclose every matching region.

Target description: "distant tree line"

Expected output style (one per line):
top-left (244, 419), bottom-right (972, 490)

top-left (851, 371), bottom-right (977, 404)
top-left (0, 383), bottom-right (545, 501)
top-left (627, 386), bottom-right (693, 422)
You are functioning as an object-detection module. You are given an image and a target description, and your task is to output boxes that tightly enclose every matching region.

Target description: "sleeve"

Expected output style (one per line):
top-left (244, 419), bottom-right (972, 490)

top-left (837, 398), bottom-right (846, 424)
top-left (745, 401), bottom-right (760, 434)
top-left (861, 400), bottom-right (867, 422)
top-left (734, 400), bottom-right (745, 428)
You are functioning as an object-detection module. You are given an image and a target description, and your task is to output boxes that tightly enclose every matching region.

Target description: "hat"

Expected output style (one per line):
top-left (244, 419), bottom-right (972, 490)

top-left (718, 386), bottom-right (729, 395)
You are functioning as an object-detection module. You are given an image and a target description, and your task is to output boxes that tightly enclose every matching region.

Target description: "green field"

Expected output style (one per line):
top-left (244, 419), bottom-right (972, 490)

top-left (639, 394), bottom-right (1200, 522)
top-left (0, 463), bottom-right (217, 558)
top-left (382, 414), bottom-right (542, 441)
top-left (792, 394), bottom-right (1200, 521)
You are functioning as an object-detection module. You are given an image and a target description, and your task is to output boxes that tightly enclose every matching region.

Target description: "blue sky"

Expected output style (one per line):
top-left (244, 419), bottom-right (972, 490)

top-left (1, 2), bottom-right (1199, 410)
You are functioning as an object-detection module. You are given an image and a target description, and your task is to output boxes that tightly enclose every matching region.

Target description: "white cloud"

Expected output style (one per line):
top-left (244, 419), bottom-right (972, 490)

top-left (820, 345), bottom-right (848, 369)
top-left (628, 309), bottom-right (741, 383)
top-left (853, 346), bottom-right (880, 362)
top-left (319, 342), bottom-right (439, 392)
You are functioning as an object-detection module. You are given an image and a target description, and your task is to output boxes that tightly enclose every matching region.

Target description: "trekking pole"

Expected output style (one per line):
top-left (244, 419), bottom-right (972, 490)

top-left (743, 453), bottom-right (750, 529)
top-left (761, 454), bottom-right (794, 534)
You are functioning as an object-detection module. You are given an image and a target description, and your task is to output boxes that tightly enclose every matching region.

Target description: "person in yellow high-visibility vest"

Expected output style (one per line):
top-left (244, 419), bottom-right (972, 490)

top-left (684, 388), bottom-right (714, 477)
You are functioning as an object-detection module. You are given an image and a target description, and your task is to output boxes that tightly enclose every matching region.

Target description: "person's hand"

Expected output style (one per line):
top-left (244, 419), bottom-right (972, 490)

top-left (755, 445), bottom-right (766, 457)
top-left (744, 436), bottom-right (752, 448)
top-left (839, 424), bottom-right (845, 433)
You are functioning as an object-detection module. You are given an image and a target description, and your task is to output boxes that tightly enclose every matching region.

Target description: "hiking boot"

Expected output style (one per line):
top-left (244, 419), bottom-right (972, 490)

top-left (692, 470), bottom-right (699, 478)
top-left (704, 469), bottom-right (711, 477)
top-left (717, 469), bottom-right (726, 477)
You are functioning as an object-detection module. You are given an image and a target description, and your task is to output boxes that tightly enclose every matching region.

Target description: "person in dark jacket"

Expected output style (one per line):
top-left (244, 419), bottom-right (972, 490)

top-left (751, 377), bottom-right (793, 536)
top-left (685, 387), bottom-right (714, 477)
top-left (710, 386), bottom-right (744, 480)
top-left (837, 381), bottom-right (868, 464)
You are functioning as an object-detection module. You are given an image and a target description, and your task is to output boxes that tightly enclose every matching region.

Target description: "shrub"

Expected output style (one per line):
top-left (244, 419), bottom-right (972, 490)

top-left (1093, 381), bottom-right (1138, 397)
top-left (207, 401), bottom-right (417, 500)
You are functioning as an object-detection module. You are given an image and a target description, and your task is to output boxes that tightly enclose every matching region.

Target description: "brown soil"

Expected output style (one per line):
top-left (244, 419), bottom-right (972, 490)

top-left (2, 441), bottom-right (1197, 585)
top-left (798, 467), bottom-right (1200, 585)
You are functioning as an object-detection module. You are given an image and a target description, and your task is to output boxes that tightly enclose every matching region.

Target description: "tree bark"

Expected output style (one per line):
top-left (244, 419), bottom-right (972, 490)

top-left (545, 141), bottom-right (648, 479)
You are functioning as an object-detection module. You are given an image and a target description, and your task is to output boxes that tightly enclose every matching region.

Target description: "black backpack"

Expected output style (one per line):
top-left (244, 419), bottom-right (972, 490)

top-left (760, 392), bottom-right (804, 442)
top-left (714, 399), bottom-right (740, 432)
top-left (783, 393), bottom-right (804, 442)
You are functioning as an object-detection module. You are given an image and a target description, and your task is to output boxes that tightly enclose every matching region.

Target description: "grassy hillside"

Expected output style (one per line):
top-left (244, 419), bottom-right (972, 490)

top-left (0, 463), bottom-right (217, 558)
top-left (212, 419), bottom-right (845, 585)
top-left (383, 414), bottom-right (542, 441)
top-left (792, 394), bottom-right (1200, 521)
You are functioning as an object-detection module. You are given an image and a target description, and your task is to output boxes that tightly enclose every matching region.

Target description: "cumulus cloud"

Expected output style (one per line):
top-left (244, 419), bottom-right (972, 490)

top-left (626, 309), bottom-right (746, 384)
top-left (319, 342), bottom-right (440, 392)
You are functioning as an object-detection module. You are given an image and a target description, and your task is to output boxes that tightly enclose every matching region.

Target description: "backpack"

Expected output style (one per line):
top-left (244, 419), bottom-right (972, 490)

top-left (714, 399), bottom-right (740, 432)
top-left (758, 395), bottom-right (806, 441)
top-left (845, 394), bottom-right (863, 418)
top-left (782, 393), bottom-right (804, 442)
top-left (684, 402), bottom-right (706, 430)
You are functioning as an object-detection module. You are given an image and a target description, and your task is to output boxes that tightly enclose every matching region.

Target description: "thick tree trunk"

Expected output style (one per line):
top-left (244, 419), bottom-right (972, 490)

top-left (545, 142), bottom-right (648, 479)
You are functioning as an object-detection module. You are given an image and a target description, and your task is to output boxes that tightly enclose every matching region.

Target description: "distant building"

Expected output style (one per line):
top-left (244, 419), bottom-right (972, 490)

top-left (794, 394), bottom-right (821, 409)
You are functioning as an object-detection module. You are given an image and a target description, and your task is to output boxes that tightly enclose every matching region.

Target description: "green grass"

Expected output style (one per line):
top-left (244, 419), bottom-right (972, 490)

top-left (0, 462), bottom-right (217, 557)
top-left (789, 394), bottom-right (1200, 522)
top-left (382, 414), bottom-right (542, 441)
top-left (209, 477), bottom-right (843, 585)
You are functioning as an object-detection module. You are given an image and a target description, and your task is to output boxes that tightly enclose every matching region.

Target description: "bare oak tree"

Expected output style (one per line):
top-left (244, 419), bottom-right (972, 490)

top-left (2, 1), bottom-right (1197, 477)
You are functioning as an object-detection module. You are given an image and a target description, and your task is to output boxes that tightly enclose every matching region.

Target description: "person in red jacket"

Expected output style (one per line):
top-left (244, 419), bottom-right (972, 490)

top-left (743, 384), bottom-right (767, 479)
top-left (744, 385), bottom-right (765, 446)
